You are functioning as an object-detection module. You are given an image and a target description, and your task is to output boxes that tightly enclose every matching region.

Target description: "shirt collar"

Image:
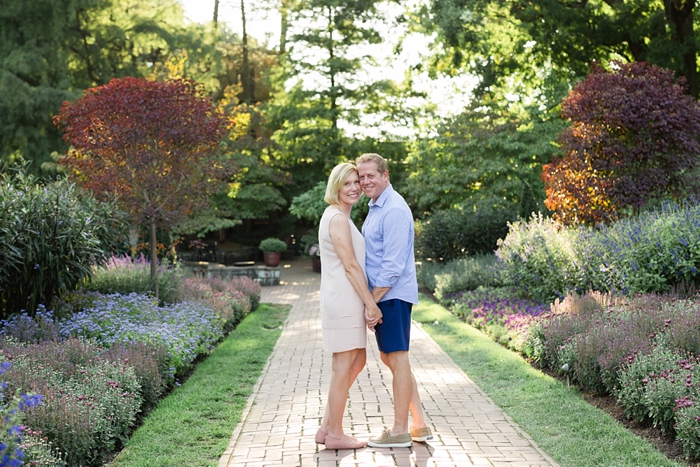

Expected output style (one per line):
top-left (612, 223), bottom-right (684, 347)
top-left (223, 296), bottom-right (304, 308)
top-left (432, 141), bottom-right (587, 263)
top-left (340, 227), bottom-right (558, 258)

top-left (368, 183), bottom-right (393, 208)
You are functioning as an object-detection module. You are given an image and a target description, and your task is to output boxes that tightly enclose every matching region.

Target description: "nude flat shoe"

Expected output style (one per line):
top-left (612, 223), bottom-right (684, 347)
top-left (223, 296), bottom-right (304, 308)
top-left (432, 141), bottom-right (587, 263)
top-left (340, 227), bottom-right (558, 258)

top-left (315, 426), bottom-right (328, 444)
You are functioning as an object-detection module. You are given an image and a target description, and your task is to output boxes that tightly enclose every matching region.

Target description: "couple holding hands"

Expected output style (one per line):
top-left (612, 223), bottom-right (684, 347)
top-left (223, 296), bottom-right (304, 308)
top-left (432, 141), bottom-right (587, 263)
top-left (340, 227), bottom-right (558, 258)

top-left (315, 153), bottom-right (432, 450)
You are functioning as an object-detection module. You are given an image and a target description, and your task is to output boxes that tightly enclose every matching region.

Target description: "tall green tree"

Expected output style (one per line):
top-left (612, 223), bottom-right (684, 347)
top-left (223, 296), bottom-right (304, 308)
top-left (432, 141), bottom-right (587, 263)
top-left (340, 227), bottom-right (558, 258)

top-left (267, 0), bottom-right (413, 193)
top-left (423, 0), bottom-right (699, 99)
top-left (0, 0), bottom-right (239, 175)
top-left (63, 0), bottom-right (189, 88)
top-left (0, 1), bottom-right (77, 174)
top-left (405, 105), bottom-right (565, 217)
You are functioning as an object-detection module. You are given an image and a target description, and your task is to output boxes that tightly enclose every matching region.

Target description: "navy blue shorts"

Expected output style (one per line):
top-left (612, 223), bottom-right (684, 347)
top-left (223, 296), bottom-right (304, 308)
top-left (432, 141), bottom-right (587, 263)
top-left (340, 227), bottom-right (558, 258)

top-left (374, 299), bottom-right (412, 353)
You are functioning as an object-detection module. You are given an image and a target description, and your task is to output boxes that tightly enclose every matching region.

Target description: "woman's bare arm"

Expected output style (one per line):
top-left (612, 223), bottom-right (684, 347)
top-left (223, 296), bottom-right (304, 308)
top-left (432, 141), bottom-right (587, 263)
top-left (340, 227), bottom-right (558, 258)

top-left (328, 213), bottom-right (382, 323)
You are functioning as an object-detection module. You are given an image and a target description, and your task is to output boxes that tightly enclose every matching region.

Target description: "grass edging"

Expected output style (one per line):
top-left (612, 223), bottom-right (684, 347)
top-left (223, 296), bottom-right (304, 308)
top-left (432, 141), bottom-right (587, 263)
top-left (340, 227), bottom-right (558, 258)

top-left (413, 294), bottom-right (684, 467)
top-left (108, 302), bottom-right (290, 467)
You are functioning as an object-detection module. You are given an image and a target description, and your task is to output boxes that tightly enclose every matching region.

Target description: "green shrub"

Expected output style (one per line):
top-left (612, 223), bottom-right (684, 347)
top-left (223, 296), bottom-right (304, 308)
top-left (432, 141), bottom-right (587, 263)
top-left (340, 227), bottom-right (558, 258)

top-left (416, 197), bottom-right (516, 263)
top-left (20, 431), bottom-right (67, 467)
top-left (0, 169), bottom-right (126, 318)
top-left (675, 401), bottom-right (700, 460)
top-left (496, 199), bottom-right (700, 302)
top-left (434, 255), bottom-right (499, 303)
top-left (258, 238), bottom-right (288, 253)
top-left (495, 213), bottom-right (579, 302)
top-left (83, 255), bottom-right (182, 305)
top-left (417, 255), bottom-right (498, 298)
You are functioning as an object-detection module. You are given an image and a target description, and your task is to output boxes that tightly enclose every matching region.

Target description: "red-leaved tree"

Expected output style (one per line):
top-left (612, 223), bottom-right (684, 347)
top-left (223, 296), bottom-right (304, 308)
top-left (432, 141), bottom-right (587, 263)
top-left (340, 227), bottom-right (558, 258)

top-left (54, 77), bottom-right (227, 297)
top-left (542, 62), bottom-right (700, 226)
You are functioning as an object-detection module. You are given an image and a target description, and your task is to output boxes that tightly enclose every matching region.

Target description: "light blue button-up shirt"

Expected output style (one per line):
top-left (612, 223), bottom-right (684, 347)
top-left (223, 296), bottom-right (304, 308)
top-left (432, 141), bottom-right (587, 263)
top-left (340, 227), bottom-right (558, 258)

top-left (362, 184), bottom-right (419, 305)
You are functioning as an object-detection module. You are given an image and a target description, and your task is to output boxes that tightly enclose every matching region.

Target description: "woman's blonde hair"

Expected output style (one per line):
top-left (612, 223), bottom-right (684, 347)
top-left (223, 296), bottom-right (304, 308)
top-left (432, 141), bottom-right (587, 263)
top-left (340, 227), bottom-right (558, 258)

top-left (324, 163), bottom-right (358, 205)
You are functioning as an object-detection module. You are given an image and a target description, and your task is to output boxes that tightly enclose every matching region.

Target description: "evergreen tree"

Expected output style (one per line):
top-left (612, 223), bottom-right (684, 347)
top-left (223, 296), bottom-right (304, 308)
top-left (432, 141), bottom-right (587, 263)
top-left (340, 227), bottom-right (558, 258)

top-left (267, 0), bottom-right (412, 193)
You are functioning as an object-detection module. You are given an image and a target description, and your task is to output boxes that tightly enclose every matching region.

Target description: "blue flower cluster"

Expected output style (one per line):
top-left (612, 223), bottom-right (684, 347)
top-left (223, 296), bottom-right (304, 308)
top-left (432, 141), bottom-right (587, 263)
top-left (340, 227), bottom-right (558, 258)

top-left (60, 293), bottom-right (222, 377)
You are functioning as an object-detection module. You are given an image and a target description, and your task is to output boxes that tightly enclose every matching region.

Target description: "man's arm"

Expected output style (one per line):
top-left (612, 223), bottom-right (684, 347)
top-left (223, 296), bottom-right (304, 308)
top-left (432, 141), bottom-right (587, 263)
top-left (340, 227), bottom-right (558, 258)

top-left (371, 286), bottom-right (390, 303)
top-left (373, 208), bottom-right (412, 290)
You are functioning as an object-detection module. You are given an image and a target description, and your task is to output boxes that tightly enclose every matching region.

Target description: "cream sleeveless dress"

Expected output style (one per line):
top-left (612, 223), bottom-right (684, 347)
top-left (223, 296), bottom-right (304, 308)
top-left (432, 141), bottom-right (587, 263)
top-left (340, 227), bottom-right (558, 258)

top-left (318, 207), bottom-right (367, 352)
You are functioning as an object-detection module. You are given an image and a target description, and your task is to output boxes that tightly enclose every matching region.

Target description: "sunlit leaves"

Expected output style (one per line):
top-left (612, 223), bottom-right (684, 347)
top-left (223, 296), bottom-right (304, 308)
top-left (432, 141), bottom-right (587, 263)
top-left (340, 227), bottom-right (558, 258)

top-left (54, 76), bottom-right (227, 227)
top-left (543, 62), bottom-right (700, 226)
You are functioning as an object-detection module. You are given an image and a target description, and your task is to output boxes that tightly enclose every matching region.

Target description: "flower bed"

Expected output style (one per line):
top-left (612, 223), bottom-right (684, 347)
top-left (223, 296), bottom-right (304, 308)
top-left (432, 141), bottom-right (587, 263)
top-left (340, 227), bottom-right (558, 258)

top-left (0, 271), bottom-right (262, 466)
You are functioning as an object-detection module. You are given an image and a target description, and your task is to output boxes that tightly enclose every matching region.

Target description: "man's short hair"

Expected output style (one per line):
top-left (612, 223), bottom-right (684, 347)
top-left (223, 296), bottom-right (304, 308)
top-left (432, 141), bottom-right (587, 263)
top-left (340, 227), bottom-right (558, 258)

top-left (356, 153), bottom-right (388, 175)
top-left (324, 162), bottom-right (357, 205)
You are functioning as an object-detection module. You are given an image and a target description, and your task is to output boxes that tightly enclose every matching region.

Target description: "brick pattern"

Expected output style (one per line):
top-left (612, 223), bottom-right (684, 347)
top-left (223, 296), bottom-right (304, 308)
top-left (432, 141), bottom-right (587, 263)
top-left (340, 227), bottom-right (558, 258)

top-left (219, 261), bottom-right (559, 467)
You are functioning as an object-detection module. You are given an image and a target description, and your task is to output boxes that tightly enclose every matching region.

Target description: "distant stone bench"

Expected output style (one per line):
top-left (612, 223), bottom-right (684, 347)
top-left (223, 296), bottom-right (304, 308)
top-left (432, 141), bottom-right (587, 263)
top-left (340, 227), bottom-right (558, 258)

top-left (180, 261), bottom-right (280, 286)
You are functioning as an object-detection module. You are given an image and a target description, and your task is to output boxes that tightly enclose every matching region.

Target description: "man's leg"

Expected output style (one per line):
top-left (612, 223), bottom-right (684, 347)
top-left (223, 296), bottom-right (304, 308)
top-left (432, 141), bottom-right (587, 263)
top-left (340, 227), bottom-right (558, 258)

top-left (368, 299), bottom-right (417, 447)
top-left (380, 350), bottom-right (413, 435)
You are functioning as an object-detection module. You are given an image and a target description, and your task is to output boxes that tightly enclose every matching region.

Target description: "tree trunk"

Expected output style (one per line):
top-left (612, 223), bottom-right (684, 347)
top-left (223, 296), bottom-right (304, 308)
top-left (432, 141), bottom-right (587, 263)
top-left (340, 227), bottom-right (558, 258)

top-left (279, 0), bottom-right (289, 54)
top-left (664, 0), bottom-right (697, 97)
top-left (326, 5), bottom-right (340, 156)
top-left (241, 0), bottom-right (252, 102)
top-left (214, 0), bottom-right (220, 26)
top-left (150, 216), bottom-right (159, 300)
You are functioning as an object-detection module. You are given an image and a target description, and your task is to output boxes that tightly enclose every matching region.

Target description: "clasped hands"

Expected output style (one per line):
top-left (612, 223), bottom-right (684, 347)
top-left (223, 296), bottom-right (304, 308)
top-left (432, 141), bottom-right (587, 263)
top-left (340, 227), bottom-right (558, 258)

top-left (364, 305), bottom-right (382, 333)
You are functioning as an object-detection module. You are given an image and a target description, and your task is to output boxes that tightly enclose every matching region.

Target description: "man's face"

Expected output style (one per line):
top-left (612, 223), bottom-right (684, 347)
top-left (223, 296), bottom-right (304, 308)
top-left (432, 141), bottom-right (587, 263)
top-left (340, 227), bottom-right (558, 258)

top-left (357, 161), bottom-right (389, 202)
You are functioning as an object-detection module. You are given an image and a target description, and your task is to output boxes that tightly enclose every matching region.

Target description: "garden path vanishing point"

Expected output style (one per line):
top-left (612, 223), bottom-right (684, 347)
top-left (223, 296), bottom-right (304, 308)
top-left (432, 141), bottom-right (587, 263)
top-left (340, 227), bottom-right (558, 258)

top-left (219, 259), bottom-right (559, 467)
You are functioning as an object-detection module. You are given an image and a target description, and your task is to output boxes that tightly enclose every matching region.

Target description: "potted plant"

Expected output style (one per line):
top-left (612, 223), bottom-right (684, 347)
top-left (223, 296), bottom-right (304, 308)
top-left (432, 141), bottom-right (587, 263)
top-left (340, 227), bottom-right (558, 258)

top-left (308, 243), bottom-right (321, 273)
top-left (258, 238), bottom-right (287, 267)
top-left (300, 233), bottom-right (321, 273)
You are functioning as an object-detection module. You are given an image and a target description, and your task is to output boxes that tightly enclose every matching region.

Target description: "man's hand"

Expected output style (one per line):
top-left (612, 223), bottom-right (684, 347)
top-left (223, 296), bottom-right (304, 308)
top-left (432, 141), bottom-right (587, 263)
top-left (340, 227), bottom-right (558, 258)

top-left (364, 305), bottom-right (382, 332)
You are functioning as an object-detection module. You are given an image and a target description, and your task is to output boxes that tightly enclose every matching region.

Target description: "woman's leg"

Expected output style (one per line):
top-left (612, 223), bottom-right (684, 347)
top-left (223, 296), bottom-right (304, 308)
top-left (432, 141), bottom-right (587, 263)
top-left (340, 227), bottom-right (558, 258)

top-left (318, 348), bottom-right (367, 448)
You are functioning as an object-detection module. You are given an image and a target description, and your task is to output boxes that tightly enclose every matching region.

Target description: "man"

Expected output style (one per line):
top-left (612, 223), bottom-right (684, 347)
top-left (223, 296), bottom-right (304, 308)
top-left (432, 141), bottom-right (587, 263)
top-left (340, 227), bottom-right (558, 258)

top-left (356, 153), bottom-right (433, 448)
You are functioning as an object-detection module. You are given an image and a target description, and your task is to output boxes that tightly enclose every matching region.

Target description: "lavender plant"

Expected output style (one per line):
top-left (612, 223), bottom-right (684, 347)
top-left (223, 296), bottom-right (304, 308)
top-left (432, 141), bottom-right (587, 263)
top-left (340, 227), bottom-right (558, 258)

top-left (84, 254), bottom-right (182, 305)
top-left (496, 199), bottom-right (700, 301)
top-left (449, 286), bottom-right (548, 351)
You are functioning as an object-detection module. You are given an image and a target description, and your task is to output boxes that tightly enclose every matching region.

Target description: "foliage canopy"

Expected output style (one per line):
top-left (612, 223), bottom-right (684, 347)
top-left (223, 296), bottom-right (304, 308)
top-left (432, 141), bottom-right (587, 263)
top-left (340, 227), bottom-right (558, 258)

top-left (543, 62), bottom-right (700, 226)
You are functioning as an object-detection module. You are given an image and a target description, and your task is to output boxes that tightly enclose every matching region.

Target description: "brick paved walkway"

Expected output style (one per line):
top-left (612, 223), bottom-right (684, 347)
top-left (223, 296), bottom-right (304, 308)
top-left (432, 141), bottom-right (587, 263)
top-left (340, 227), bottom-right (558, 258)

top-left (219, 260), bottom-right (559, 467)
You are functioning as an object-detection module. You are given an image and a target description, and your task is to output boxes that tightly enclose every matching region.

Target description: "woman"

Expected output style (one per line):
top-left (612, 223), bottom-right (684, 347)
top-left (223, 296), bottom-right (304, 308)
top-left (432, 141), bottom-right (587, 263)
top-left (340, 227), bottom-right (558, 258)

top-left (315, 162), bottom-right (383, 450)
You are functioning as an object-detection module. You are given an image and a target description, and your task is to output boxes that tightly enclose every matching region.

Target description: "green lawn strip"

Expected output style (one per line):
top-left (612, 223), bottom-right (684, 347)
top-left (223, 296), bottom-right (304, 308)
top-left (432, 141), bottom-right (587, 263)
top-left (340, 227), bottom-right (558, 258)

top-left (109, 303), bottom-right (290, 467)
top-left (413, 295), bottom-right (683, 467)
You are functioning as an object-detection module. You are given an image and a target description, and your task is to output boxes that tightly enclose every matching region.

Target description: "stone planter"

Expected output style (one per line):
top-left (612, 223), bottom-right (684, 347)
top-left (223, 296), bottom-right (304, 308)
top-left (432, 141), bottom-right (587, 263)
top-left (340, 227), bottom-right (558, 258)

top-left (263, 252), bottom-right (281, 267)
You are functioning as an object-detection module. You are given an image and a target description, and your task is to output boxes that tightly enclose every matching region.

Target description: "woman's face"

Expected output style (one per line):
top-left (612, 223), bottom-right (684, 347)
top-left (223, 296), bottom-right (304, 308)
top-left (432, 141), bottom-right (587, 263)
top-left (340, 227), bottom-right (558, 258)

top-left (338, 171), bottom-right (362, 206)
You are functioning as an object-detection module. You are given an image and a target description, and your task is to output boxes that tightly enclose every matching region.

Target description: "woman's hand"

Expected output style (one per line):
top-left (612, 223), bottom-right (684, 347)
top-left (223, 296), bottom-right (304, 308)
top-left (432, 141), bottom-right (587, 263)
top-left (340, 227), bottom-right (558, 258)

top-left (364, 305), bottom-right (382, 332)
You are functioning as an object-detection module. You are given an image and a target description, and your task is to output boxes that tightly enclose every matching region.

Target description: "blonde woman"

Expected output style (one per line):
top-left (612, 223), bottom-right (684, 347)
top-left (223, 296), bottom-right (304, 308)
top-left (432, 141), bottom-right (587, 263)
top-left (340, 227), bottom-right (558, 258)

top-left (315, 163), bottom-right (382, 450)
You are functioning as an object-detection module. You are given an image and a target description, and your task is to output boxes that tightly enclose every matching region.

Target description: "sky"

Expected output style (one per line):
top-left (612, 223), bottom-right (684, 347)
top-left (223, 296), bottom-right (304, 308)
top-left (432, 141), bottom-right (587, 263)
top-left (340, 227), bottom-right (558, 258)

top-left (180, 0), bottom-right (280, 47)
top-left (178, 0), bottom-right (476, 135)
